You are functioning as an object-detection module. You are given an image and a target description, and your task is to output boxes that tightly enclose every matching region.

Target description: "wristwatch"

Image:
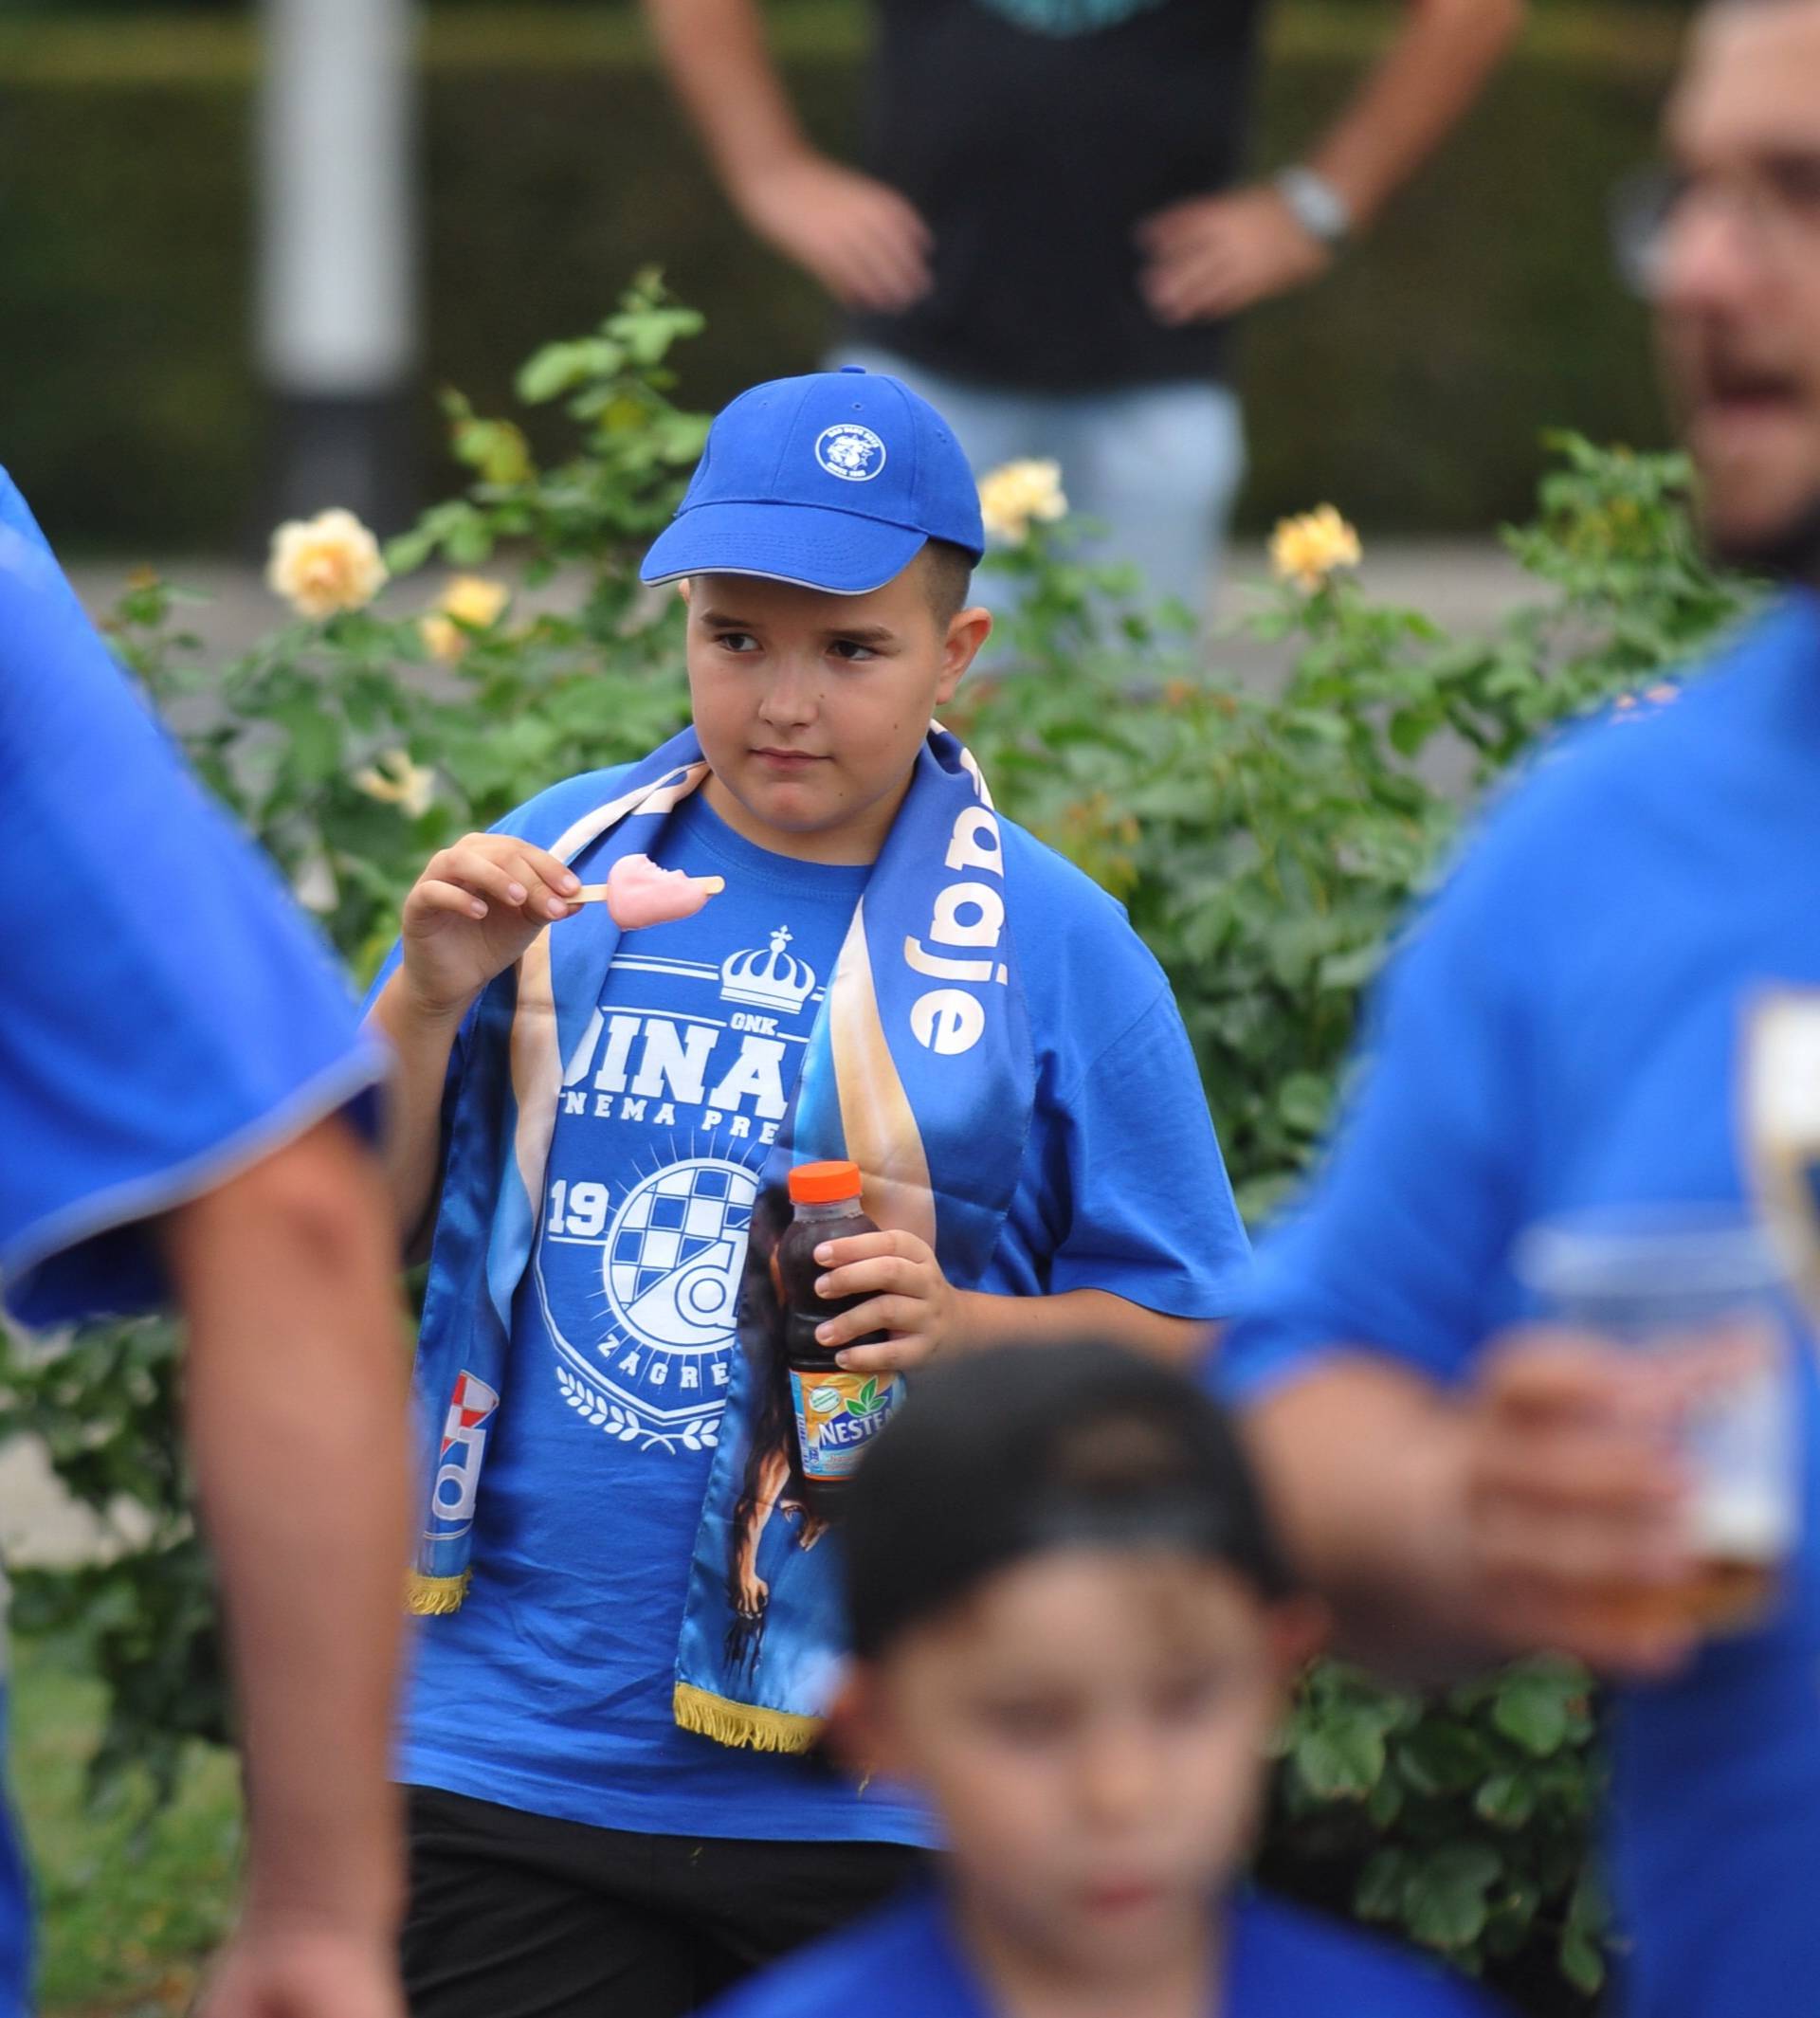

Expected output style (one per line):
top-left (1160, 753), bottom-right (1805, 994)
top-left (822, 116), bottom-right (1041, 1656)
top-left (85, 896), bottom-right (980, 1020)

top-left (1274, 166), bottom-right (1354, 248)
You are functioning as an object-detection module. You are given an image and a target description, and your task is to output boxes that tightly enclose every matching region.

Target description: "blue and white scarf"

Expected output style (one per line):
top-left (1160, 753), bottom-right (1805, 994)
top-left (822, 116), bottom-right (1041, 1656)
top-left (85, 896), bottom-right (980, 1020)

top-left (409, 724), bottom-right (1034, 1748)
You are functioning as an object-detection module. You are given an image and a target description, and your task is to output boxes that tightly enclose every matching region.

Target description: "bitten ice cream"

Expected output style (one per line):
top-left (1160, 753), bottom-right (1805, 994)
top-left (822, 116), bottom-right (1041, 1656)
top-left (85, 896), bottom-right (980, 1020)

top-left (578, 853), bottom-right (725, 930)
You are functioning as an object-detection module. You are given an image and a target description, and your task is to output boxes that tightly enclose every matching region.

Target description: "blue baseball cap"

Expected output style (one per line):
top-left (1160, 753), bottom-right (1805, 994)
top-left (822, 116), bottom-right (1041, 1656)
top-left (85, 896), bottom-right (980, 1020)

top-left (640, 368), bottom-right (985, 596)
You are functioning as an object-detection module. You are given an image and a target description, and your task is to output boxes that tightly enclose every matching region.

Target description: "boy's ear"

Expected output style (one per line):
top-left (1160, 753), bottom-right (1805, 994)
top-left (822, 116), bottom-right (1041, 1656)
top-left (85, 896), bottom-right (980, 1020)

top-left (936, 604), bottom-right (993, 706)
top-left (1267, 1595), bottom-right (1332, 1681)
top-left (823, 1659), bottom-right (909, 1788)
top-left (676, 578), bottom-right (693, 605)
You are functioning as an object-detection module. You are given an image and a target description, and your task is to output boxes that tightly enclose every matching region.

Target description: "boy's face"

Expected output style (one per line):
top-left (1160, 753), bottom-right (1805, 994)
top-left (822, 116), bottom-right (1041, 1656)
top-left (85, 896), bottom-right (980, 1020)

top-left (844, 1549), bottom-right (1315, 1982)
top-left (681, 559), bottom-right (992, 864)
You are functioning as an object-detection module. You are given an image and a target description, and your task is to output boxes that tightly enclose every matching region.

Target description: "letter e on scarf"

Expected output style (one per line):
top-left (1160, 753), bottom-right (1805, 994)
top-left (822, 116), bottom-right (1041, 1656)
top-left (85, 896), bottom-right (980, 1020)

top-left (912, 988), bottom-right (986, 1055)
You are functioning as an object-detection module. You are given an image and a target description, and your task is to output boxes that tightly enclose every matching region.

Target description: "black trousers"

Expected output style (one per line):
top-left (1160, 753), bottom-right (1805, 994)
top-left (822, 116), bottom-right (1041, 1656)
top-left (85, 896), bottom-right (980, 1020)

top-left (401, 1785), bottom-right (926, 2018)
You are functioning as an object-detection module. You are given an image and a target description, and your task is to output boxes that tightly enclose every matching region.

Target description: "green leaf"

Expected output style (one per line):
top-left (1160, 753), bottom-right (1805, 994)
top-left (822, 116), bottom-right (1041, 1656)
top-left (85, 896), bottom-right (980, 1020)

top-left (1561, 1927), bottom-right (1606, 1995)
top-left (1275, 1072), bottom-right (1333, 1137)
top-left (1355, 1847), bottom-right (1408, 1922)
top-left (1404, 1844), bottom-right (1504, 1952)
top-left (1293, 1704), bottom-right (1389, 1801)
top-left (1491, 1664), bottom-right (1583, 1757)
top-left (1474, 1771), bottom-right (1537, 1830)
top-left (271, 697), bottom-right (341, 783)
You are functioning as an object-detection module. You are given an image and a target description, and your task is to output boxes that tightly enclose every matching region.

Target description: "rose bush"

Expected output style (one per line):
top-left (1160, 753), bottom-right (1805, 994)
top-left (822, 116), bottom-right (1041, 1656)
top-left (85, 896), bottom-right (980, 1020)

top-left (0, 278), bottom-right (1751, 2011)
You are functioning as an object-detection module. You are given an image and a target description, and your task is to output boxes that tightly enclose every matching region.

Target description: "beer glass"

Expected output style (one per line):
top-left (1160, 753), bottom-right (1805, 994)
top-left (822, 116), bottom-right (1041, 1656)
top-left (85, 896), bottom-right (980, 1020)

top-left (1515, 1206), bottom-right (1800, 1637)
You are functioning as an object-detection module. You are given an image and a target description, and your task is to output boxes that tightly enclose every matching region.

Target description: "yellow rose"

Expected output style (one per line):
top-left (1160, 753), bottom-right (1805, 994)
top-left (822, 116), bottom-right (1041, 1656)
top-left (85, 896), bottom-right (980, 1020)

top-left (420, 574), bottom-right (511, 662)
top-left (978, 459), bottom-right (1068, 545)
top-left (266, 507), bottom-right (389, 620)
top-left (353, 748), bottom-right (437, 819)
top-left (1269, 505), bottom-right (1362, 594)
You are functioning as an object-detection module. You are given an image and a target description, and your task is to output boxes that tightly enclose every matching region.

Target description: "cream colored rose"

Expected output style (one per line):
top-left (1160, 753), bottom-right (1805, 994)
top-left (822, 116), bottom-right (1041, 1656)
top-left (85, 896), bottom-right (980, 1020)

top-left (266, 507), bottom-right (389, 620)
top-left (1269, 505), bottom-right (1362, 593)
top-left (978, 459), bottom-right (1068, 545)
top-left (421, 574), bottom-right (511, 662)
top-left (353, 748), bottom-right (436, 819)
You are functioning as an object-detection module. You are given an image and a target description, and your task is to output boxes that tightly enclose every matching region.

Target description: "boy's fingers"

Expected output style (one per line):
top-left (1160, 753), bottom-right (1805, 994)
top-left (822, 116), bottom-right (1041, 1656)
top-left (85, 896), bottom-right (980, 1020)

top-left (813, 1256), bottom-right (919, 1302)
top-left (833, 1333), bottom-right (933, 1374)
top-left (505, 850), bottom-right (577, 920)
top-left (439, 852), bottom-right (541, 912)
top-left (819, 1294), bottom-right (923, 1349)
top-left (813, 1229), bottom-right (927, 1267)
top-left (411, 879), bottom-right (491, 923)
top-left (517, 845), bottom-right (582, 900)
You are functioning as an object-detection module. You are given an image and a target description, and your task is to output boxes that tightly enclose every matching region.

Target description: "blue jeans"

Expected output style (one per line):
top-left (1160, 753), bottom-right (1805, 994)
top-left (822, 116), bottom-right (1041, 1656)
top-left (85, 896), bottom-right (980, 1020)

top-left (830, 344), bottom-right (1246, 623)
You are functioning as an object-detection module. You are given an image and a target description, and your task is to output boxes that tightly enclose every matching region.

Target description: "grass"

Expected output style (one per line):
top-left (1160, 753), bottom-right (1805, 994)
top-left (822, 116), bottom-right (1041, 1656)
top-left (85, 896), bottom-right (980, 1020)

top-left (9, 1634), bottom-right (240, 2017)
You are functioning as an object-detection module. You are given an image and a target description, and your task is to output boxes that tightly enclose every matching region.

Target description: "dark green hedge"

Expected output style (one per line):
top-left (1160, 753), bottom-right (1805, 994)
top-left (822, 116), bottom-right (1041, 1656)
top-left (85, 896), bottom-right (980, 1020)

top-left (0, 9), bottom-right (1679, 551)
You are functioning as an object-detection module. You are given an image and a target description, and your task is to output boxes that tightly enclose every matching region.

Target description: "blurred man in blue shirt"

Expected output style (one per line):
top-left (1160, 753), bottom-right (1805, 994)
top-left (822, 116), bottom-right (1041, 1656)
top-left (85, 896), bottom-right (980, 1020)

top-left (0, 474), bottom-right (409, 2018)
top-left (1219, 5), bottom-right (1820, 2015)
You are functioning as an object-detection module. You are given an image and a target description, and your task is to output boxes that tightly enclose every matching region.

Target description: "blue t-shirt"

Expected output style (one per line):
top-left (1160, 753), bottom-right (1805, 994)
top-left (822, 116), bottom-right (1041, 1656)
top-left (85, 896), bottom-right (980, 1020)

top-left (1218, 594), bottom-right (1820, 2018)
top-left (703, 1883), bottom-right (1501, 2018)
top-left (0, 470), bottom-right (384, 2018)
top-left (401, 785), bottom-right (1250, 1844)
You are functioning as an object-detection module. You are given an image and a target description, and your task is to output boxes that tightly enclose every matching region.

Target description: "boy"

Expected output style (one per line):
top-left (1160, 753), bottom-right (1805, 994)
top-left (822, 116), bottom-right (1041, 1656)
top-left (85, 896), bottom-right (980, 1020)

top-left (706, 1342), bottom-right (1506, 2018)
top-left (367, 368), bottom-right (1250, 2013)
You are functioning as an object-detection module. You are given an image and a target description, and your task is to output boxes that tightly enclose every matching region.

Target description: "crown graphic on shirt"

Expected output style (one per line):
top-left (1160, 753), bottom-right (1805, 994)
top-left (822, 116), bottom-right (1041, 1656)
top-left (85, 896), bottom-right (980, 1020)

top-left (719, 926), bottom-right (818, 1015)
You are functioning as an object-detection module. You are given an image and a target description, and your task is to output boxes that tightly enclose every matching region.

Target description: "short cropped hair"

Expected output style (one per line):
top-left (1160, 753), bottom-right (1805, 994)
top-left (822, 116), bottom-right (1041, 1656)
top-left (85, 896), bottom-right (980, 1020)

top-left (919, 537), bottom-right (977, 625)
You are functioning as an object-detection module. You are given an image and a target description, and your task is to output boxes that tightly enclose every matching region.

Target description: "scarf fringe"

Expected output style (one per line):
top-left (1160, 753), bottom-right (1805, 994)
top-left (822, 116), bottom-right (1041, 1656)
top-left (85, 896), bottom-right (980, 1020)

top-left (673, 1681), bottom-right (822, 1754)
top-left (407, 1569), bottom-right (472, 1616)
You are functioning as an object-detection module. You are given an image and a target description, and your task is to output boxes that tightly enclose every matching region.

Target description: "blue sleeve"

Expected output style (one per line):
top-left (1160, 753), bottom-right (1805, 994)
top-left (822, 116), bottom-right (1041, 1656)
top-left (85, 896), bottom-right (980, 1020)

top-left (1217, 820), bottom-right (1533, 1402)
top-left (0, 471), bottom-right (385, 1327)
top-left (1046, 981), bottom-right (1252, 1318)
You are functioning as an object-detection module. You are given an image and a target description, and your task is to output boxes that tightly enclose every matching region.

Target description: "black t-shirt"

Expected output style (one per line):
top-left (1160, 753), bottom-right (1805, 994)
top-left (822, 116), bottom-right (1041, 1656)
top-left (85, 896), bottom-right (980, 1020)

top-left (850, 0), bottom-right (1268, 391)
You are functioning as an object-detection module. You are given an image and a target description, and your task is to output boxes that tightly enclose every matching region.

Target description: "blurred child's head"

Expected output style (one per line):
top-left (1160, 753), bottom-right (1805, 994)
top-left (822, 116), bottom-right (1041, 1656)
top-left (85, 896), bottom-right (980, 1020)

top-left (834, 1342), bottom-right (1323, 1981)
top-left (640, 371), bottom-right (991, 864)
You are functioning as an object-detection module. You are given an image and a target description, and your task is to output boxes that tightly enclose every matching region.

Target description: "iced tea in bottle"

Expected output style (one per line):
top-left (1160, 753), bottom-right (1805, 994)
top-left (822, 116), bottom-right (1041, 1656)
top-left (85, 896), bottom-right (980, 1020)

top-left (776, 1160), bottom-right (904, 1515)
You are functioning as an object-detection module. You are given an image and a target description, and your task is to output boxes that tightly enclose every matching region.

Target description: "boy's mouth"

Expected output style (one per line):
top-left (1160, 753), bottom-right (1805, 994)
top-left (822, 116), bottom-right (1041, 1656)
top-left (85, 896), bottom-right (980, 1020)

top-left (752, 746), bottom-right (829, 773)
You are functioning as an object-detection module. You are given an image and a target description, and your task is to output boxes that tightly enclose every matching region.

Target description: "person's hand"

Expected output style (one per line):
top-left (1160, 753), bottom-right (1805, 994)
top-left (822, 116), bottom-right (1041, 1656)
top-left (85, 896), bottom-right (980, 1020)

top-left (810, 1228), bottom-right (961, 1372)
top-left (1458, 1326), bottom-right (1737, 1679)
top-left (1136, 183), bottom-right (1332, 325)
top-left (396, 833), bottom-right (582, 1024)
top-left (734, 151), bottom-right (934, 313)
top-left (735, 1563), bottom-right (770, 1620)
top-left (193, 1917), bottom-right (403, 2018)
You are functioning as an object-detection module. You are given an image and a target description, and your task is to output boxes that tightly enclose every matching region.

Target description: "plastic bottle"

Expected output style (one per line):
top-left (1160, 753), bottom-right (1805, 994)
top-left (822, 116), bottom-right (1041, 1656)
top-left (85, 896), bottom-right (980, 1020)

top-left (776, 1160), bottom-right (905, 1514)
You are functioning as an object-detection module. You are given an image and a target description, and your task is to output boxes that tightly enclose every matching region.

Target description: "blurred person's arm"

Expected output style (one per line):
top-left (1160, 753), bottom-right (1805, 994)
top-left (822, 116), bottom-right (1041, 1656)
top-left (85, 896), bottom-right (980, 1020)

top-left (167, 1119), bottom-right (410, 2018)
top-left (0, 472), bottom-right (413, 2017)
top-left (640, 0), bottom-right (932, 312)
top-left (1138, 0), bottom-right (1527, 323)
top-left (1239, 1340), bottom-right (1702, 1683)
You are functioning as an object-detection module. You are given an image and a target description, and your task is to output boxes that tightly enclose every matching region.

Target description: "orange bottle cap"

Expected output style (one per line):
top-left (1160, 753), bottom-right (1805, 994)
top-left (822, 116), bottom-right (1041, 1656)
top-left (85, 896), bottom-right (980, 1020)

top-left (788, 1159), bottom-right (864, 1206)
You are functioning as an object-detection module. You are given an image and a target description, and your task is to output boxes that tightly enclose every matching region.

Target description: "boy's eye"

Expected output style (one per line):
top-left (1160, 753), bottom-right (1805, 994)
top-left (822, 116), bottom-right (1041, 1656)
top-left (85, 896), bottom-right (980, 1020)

top-left (828, 638), bottom-right (878, 664)
top-left (712, 630), bottom-right (760, 654)
top-left (1150, 1672), bottom-right (1223, 1723)
top-left (974, 1697), bottom-right (1074, 1746)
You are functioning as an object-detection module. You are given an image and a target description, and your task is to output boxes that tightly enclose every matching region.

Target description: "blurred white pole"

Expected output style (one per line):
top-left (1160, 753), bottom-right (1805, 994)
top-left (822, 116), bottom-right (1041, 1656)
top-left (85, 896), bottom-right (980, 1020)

top-left (257, 0), bottom-right (418, 526)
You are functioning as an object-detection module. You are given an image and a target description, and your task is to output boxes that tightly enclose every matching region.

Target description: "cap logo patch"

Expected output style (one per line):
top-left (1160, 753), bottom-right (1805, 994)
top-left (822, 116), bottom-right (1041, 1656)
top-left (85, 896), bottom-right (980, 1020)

top-left (815, 423), bottom-right (887, 482)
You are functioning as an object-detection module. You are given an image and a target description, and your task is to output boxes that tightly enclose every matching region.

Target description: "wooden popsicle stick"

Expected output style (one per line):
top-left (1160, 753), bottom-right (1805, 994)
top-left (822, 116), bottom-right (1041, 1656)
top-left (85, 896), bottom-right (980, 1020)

top-left (571, 875), bottom-right (725, 903)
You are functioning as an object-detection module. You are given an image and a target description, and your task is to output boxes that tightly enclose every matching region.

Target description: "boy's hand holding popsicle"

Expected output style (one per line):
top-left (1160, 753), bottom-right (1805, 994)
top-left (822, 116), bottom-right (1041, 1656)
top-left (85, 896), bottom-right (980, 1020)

top-left (397, 833), bottom-right (720, 1024)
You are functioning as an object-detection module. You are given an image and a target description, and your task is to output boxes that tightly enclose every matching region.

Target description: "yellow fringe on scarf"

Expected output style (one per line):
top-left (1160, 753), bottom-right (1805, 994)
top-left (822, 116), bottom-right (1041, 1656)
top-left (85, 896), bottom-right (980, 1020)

top-left (406, 1569), bottom-right (472, 1616)
top-left (673, 1682), bottom-right (822, 1754)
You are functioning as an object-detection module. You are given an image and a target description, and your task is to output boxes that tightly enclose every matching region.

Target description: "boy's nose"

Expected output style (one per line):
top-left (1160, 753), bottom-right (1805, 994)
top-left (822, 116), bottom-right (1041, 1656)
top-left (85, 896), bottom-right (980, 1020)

top-left (755, 659), bottom-right (821, 728)
top-left (1074, 1725), bottom-right (1161, 1828)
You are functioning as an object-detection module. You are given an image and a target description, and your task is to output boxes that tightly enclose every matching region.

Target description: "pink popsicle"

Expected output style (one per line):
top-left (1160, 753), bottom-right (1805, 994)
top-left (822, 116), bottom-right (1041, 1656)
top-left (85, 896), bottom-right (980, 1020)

top-left (573, 853), bottom-right (723, 929)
